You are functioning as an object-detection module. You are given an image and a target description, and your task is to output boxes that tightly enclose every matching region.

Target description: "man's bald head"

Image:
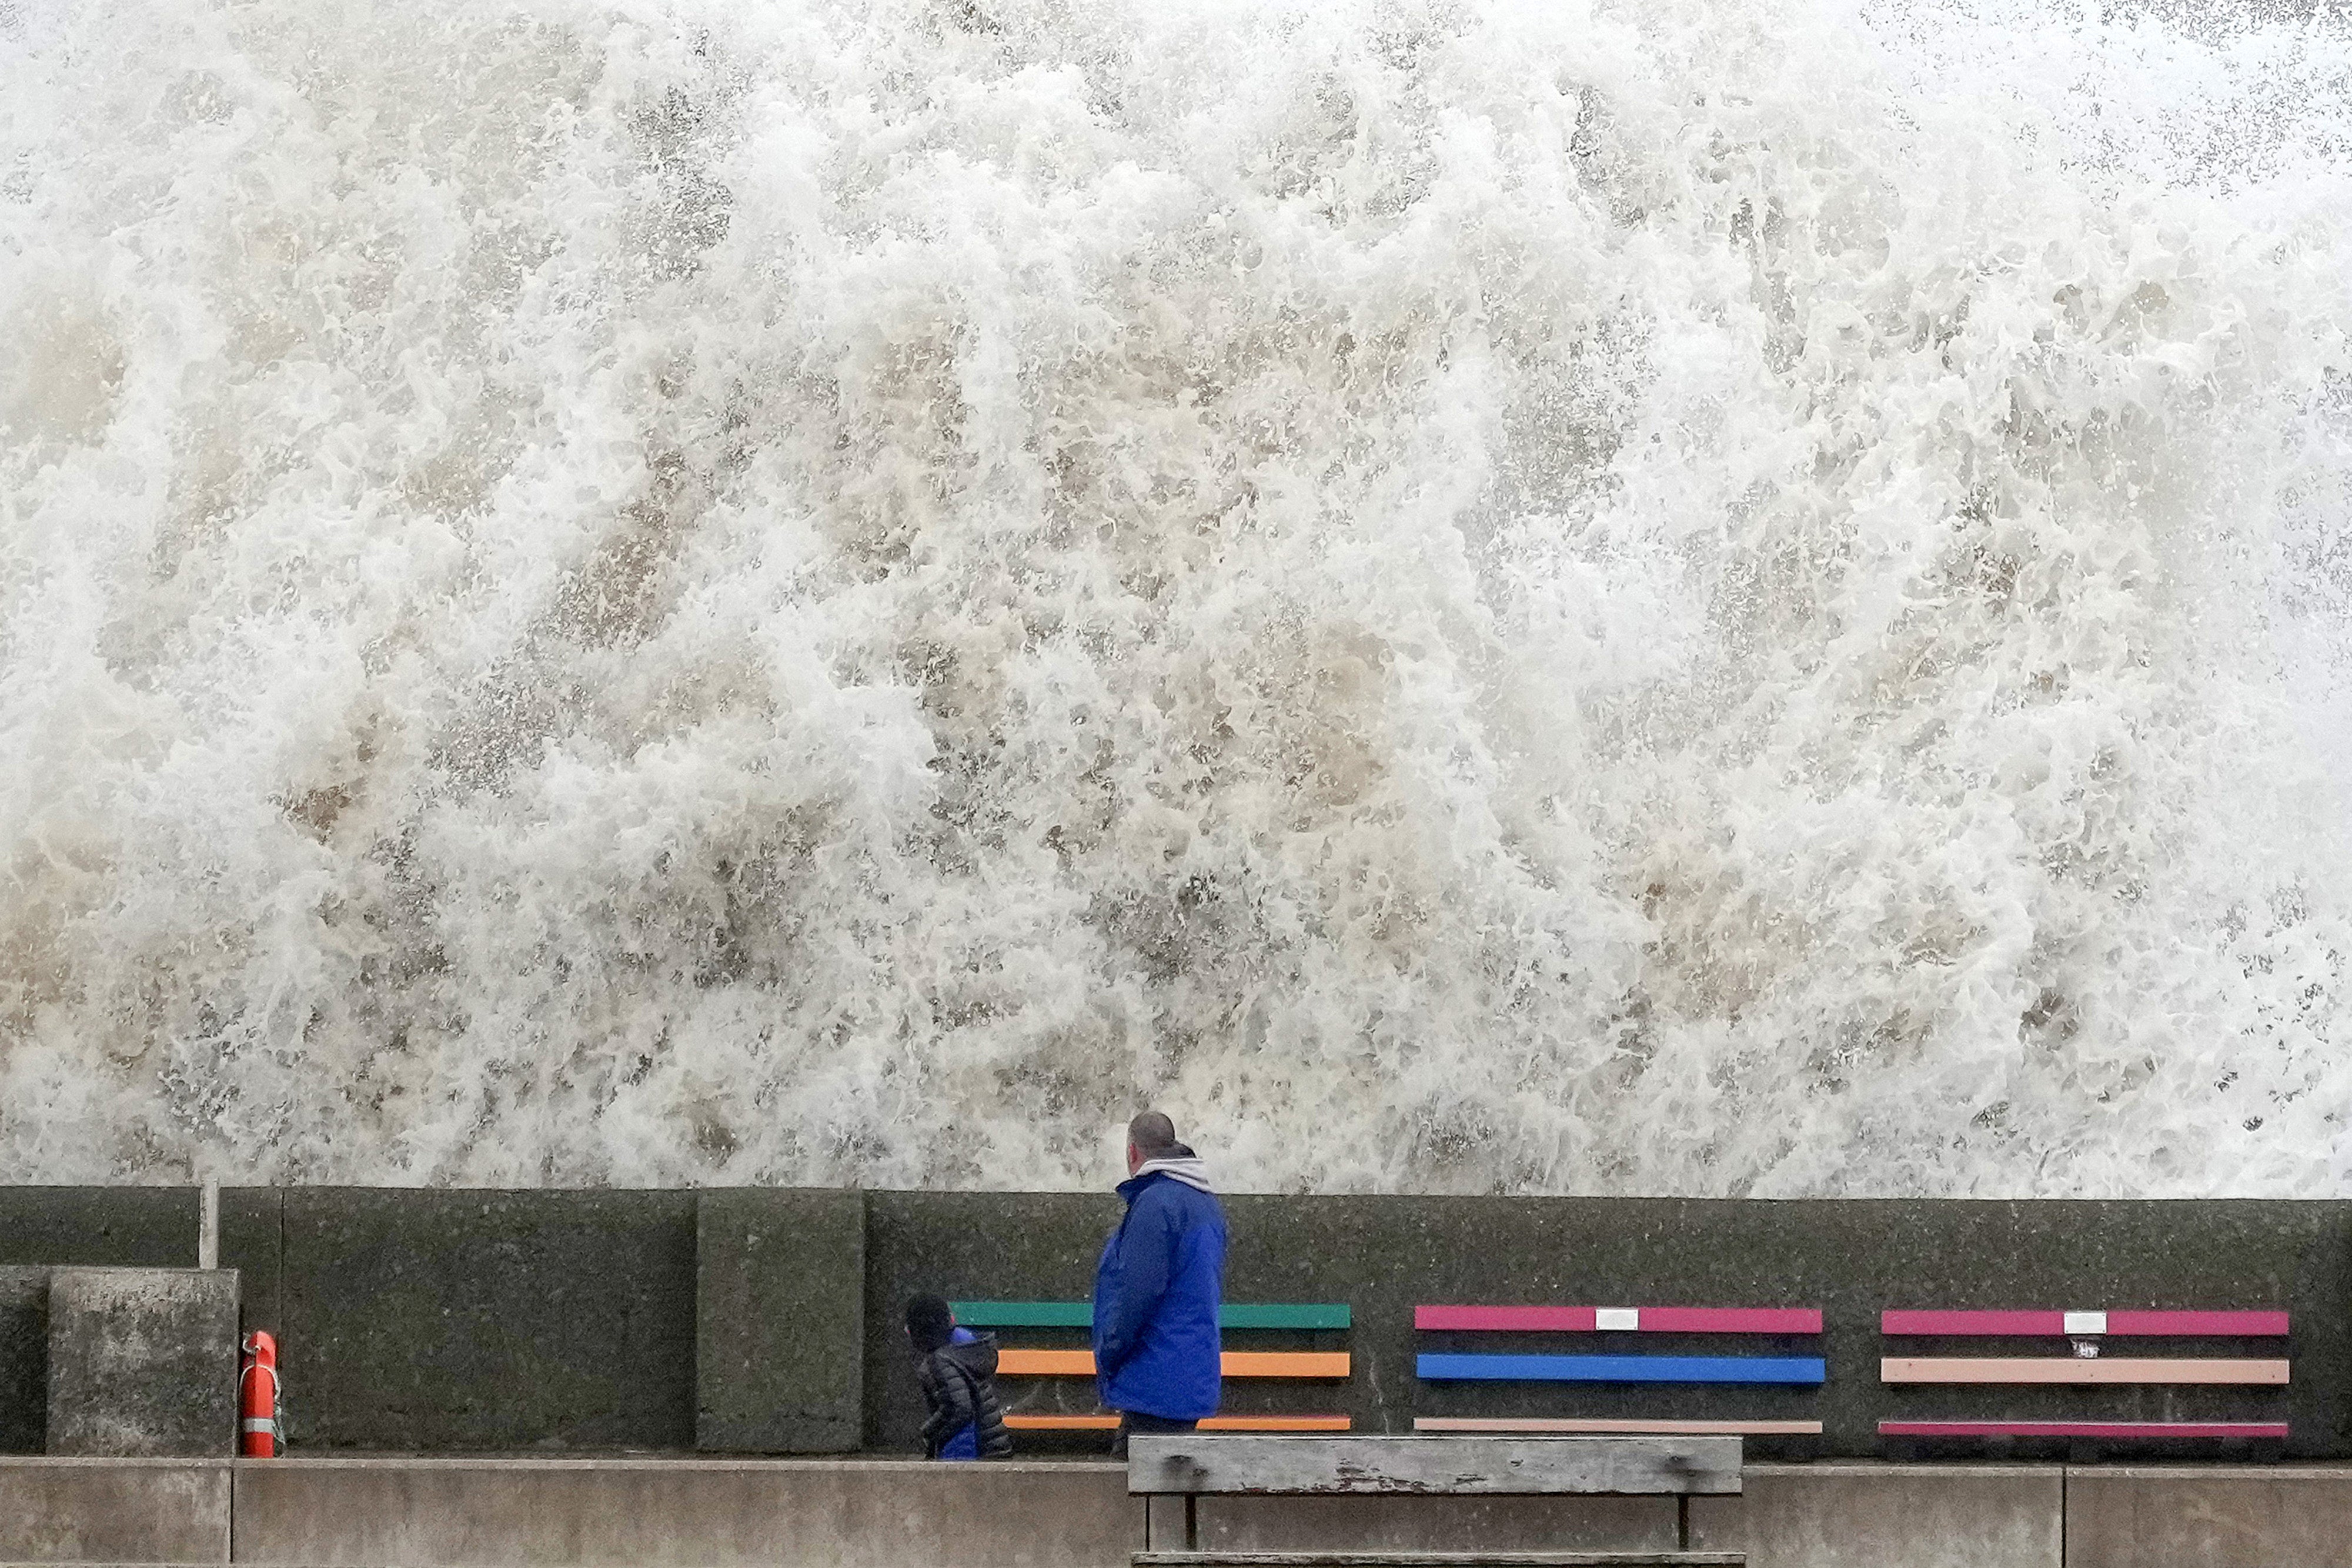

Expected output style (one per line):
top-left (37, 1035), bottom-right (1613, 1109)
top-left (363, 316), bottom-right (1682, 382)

top-left (1125, 1111), bottom-right (1182, 1174)
top-left (1128, 1111), bottom-right (1178, 1156)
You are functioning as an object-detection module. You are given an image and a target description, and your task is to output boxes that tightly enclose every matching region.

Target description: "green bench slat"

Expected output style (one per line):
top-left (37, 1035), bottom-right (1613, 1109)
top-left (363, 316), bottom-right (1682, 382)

top-left (951, 1301), bottom-right (1350, 1330)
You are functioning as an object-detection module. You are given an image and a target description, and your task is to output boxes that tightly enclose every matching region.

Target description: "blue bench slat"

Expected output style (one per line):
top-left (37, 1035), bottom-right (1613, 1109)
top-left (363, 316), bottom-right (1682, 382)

top-left (1417, 1352), bottom-right (1828, 1385)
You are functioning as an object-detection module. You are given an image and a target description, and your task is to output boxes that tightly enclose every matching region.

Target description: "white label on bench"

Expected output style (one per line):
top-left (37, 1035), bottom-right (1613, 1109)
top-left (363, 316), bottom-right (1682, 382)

top-left (2064, 1311), bottom-right (2108, 1336)
top-left (1596, 1308), bottom-right (1641, 1332)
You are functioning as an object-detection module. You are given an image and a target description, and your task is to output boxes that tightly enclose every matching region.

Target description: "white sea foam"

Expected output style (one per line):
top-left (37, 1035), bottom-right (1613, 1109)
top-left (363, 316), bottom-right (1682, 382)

top-left (4, 0), bottom-right (2350, 1192)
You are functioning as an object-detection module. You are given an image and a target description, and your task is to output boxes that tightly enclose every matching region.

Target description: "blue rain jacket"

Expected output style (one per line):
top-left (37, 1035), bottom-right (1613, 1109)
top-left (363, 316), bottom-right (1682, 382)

top-left (1091, 1167), bottom-right (1227, 1420)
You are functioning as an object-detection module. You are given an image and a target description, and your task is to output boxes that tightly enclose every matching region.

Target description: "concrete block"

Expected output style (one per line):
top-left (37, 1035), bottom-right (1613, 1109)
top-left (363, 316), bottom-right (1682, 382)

top-left (1686, 1461), bottom-right (2061, 1568)
top-left (0, 1188), bottom-right (199, 1269)
top-left (0, 1456), bottom-right (230, 1562)
top-left (1196, 1494), bottom-right (1678, 1552)
top-left (280, 1188), bottom-right (696, 1450)
top-left (219, 1188), bottom-right (283, 1336)
top-left (696, 1188), bottom-right (865, 1453)
top-left (2066, 1464), bottom-right (2352, 1567)
top-left (0, 1269), bottom-right (46, 1455)
top-left (231, 1456), bottom-right (1142, 1567)
top-left (45, 1268), bottom-right (239, 1457)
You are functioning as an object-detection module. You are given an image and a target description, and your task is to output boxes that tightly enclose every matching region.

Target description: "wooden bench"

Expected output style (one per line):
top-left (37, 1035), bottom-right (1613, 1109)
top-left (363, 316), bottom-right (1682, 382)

top-left (1414, 1304), bottom-right (1826, 1437)
top-left (1877, 1306), bottom-right (2292, 1444)
top-left (954, 1299), bottom-right (1354, 1433)
top-left (1126, 1433), bottom-right (1744, 1567)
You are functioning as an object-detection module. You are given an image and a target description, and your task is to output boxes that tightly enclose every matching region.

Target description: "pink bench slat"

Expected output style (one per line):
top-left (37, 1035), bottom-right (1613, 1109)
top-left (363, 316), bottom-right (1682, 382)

top-left (1882, 1309), bottom-right (2289, 1337)
top-left (1882, 1356), bottom-right (2288, 1385)
top-left (1418, 1417), bottom-right (1825, 1435)
top-left (1416, 1306), bottom-right (1822, 1335)
top-left (1881, 1420), bottom-right (2289, 1439)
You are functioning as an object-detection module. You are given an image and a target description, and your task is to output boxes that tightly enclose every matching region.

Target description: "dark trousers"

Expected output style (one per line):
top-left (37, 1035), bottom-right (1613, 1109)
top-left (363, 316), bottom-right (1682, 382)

top-left (1112, 1409), bottom-right (1198, 1458)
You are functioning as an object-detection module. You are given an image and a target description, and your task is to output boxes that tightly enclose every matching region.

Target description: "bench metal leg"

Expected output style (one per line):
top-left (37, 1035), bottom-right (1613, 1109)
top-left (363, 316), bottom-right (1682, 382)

top-left (1145, 1493), bottom-right (1199, 1551)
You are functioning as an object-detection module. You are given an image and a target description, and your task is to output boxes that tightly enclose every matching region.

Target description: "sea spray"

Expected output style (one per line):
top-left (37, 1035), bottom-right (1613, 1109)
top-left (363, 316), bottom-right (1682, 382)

top-left (4, 0), bottom-right (2351, 1192)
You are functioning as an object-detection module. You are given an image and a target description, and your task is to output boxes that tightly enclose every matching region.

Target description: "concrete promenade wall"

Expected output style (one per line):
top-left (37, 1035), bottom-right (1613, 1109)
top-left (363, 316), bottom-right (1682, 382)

top-left (9, 1458), bottom-right (2352, 1566)
top-left (7, 1186), bottom-right (2352, 1457)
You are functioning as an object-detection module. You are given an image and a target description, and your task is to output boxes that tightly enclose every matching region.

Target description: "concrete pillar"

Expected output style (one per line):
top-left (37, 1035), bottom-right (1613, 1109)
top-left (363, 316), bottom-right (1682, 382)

top-left (2066, 1465), bottom-right (2352, 1567)
top-left (1687, 1461), bottom-right (2062, 1568)
top-left (696, 1189), bottom-right (865, 1452)
top-left (45, 1268), bottom-right (239, 1457)
top-left (0, 1457), bottom-right (230, 1563)
top-left (0, 1268), bottom-right (47, 1455)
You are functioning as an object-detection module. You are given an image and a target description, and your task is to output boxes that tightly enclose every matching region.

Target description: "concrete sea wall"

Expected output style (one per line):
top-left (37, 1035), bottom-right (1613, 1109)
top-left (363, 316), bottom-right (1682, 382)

top-left (9, 1457), bottom-right (2352, 1567)
top-left (5, 1187), bottom-right (2350, 1457)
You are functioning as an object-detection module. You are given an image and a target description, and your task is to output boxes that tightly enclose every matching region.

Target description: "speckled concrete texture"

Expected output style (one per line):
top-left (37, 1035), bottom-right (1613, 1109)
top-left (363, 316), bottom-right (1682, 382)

top-left (0, 1456), bottom-right (229, 1562)
top-left (0, 1188), bottom-right (196, 1270)
top-left (2065, 1464), bottom-right (2352, 1568)
top-left (274, 1188), bottom-right (696, 1451)
top-left (228, 1456), bottom-right (1140, 1567)
top-left (45, 1269), bottom-right (238, 1457)
top-left (1690, 1462), bottom-right (2060, 1568)
top-left (696, 1188), bottom-right (864, 1452)
top-left (0, 1269), bottom-right (46, 1455)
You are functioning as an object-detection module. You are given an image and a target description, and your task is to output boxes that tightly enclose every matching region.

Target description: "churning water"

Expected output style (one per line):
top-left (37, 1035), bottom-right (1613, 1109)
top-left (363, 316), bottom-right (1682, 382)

top-left (4, 0), bottom-right (2351, 1192)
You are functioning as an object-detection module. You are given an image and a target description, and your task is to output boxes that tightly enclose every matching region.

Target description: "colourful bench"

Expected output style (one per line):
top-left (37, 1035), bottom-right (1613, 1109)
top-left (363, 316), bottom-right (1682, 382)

top-left (1877, 1307), bottom-right (2291, 1443)
top-left (1414, 1303), bottom-right (1826, 1437)
top-left (953, 1300), bottom-right (1352, 1434)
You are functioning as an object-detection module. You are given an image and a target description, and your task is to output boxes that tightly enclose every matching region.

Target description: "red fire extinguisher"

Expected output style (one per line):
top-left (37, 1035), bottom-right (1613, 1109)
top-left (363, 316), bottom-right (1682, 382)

top-left (240, 1331), bottom-right (280, 1457)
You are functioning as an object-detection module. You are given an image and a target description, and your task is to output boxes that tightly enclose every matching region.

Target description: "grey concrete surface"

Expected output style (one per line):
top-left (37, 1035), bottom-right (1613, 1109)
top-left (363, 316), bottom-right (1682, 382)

top-left (1196, 1495), bottom-right (1678, 1553)
top-left (1688, 1462), bottom-right (2062, 1568)
top-left (46, 1270), bottom-right (238, 1458)
top-left (2065, 1463), bottom-right (2352, 1567)
top-left (0, 1457), bottom-right (229, 1562)
top-left (0, 1269), bottom-right (47, 1455)
top-left (231, 1457), bottom-right (1142, 1567)
top-left (0, 1190), bottom-right (199, 1272)
top-left (218, 1191), bottom-right (283, 1339)
top-left (277, 1188), bottom-right (696, 1450)
top-left (696, 1189), bottom-right (864, 1453)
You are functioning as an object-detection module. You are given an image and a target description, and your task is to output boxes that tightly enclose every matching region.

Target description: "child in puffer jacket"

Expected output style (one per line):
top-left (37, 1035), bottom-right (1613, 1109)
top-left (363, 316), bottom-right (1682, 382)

top-left (906, 1295), bottom-right (1013, 1460)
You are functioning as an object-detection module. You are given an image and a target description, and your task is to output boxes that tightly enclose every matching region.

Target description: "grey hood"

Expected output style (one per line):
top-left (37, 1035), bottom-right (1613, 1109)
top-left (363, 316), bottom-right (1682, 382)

top-left (1132, 1151), bottom-right (1214, 1193)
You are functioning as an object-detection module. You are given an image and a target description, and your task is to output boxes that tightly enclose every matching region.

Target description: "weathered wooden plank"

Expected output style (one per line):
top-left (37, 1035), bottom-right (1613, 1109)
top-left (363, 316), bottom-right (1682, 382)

top-left (1126, 1435), bottom-right (1742, 1496)
top-left (1880, 1356), bottom-right (2288, 1385)
top-left (1131, 1552), bottom-right (1746, 1565)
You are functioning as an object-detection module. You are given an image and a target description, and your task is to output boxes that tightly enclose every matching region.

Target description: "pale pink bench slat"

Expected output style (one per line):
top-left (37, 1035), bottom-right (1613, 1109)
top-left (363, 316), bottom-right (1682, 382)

top-left (1882, 1420), bottom-right (2288, 1439)
top-left (1882, 1309), bottom-right (2289, 1337)
top-left (1882, 1356), bottom-right (2289, 1385)
top-left (1416, 1305), bottom-right (1822, 1335)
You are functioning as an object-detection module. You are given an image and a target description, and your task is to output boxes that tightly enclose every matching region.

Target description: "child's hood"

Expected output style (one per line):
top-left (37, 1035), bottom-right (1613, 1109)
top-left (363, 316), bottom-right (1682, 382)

top-left (937, 1330), bottom-right (999, 1378)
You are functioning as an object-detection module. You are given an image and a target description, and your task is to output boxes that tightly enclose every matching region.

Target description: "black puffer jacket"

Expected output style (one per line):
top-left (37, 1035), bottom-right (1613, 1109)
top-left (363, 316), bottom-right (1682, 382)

top-left (916, 1332), bottom-right (1013, 1459)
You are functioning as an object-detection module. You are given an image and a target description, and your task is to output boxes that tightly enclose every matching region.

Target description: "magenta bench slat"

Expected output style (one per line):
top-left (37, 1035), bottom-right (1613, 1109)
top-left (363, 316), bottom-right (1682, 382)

top-left (1417, 1305), bottom-right (1822, 1335)
top-left (1881, 1309), bottom-right (2288, 1337)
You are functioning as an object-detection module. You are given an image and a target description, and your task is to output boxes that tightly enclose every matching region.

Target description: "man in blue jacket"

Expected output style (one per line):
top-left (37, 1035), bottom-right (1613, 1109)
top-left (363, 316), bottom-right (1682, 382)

top-left (1093, 1111), bottom-right (1227, 1453)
